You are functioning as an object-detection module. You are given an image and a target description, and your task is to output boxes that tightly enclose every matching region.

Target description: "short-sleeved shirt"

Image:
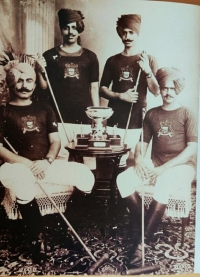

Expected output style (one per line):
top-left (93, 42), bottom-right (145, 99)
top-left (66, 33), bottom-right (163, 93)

top-left (43, 46), bottom-right (99, 124)
top-left (0, 102), bottom-right (58, 160)
top-left (142, 106), bottom-right (198, 168)
top-left (100, 53), bottom-right (158, 129)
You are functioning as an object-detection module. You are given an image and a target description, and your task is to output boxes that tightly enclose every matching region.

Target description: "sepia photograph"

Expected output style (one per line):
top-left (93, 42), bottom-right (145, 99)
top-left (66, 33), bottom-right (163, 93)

top-left (0, 0), bottom-right (199, 275)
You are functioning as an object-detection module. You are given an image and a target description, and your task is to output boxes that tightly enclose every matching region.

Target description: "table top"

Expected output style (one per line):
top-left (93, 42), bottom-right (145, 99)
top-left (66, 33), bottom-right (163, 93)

top-left (66, 142), bottom-right (131, 158)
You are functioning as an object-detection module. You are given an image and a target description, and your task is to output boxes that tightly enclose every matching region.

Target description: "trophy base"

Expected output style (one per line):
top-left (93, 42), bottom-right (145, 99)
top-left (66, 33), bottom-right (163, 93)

top-left (75, 134), bottom-right (122, 151)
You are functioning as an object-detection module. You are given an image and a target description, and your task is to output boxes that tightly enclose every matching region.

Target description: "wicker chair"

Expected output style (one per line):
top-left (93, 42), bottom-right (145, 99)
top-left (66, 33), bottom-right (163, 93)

top-left (1, 123), bottom-right (73, 220)
top-left (136, 183), bottom-right (192, 247)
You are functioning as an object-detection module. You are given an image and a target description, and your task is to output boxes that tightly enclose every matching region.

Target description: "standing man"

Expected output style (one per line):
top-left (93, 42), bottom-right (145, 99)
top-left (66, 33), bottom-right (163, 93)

top-left (116, 67), bottom-right (197, 266)
top-left (100, 14), bottom-right (160, 166)
top-left (36, 8), bottom-right (99, 144)
top-left (0, 62), bottom-right (95, 263)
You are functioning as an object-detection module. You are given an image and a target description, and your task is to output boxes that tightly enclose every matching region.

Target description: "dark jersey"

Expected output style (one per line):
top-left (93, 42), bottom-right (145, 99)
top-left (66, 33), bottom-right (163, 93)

top-left (0, 102), bottom-right (58, 160)
top-left (100, 53), bottom-right (158, 129)
top-left (43, 47), bottom-right (99, 124)
top-left (142, 106), bottom-right (198, 167)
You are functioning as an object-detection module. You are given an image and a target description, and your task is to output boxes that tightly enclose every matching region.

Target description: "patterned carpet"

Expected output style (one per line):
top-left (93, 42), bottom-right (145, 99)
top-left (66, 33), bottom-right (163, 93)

top-left (0, 183), bottom-right (196, 276)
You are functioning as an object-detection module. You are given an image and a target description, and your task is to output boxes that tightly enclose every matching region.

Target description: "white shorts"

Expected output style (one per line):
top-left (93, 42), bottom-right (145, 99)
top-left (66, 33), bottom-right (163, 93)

top-left (0, 160), bottom-right (95, 203)
top-left (117, 160), bottom-right (195, 204)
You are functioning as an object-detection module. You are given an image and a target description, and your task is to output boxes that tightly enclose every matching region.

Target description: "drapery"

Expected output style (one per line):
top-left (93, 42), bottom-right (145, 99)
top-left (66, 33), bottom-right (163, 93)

top-left (0, 0), bottom-right (55, 104)
top-left (0, 0), bottom-right (25, 53)
top-left (0, 0), bottom-right (55, 54)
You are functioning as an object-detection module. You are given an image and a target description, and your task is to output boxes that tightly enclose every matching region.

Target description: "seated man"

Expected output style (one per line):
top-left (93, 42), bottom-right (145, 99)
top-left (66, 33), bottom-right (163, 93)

top-left (0, 62), bottom-right (95, 263)
top-left (116, 67), bottom-right (198, 266)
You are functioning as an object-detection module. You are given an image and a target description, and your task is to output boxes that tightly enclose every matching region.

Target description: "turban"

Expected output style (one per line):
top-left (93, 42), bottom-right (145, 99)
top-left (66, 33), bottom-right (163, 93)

top-left (58, 9), bottom-right (84, 29)
top-left (4, 61), bottom-right (36, 88)
top-left (117, 14), bottom-right (141, 36)
top-left (156, 67), bottom-right (185, 94)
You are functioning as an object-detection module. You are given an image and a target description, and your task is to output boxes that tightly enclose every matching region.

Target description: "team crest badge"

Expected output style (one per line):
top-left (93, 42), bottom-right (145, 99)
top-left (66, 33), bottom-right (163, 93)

top-left (64, 63), bottom-right (79, 79)
top-left (22, 115), bottom-right (40, 134)
top-left (119, 66), bottom-right (134, 82)
top-left (158, 120), bottom-right (173, 137)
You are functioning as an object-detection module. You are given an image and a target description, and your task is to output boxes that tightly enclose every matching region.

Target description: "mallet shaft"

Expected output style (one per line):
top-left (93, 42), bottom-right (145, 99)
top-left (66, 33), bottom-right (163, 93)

top-left (3, 137), bottom-right (96, 263)
top-left (123, 68), bottom-right (142, 145)
top-left (37, 181), bottom-right (97, 262)
top-left (43, 68), bottom-right (71, 143)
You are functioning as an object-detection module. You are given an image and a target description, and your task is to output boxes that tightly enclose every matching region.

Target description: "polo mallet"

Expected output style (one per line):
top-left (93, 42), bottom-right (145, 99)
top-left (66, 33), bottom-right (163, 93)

top-left (123, 68), bottom-right (142, 145)
top-left (141, 107), bottom-right (146, 267)
top-left (3, 137), bottom-right (98, 263)
top-left (42, 67), bottom-right (71, 143)
top-left (122, 108), bottom-right (160, 275)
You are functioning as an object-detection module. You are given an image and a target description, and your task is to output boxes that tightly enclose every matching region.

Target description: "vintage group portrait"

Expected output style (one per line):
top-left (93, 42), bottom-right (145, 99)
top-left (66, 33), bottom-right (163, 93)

top-left (0, 0), bottom-right (199, 276)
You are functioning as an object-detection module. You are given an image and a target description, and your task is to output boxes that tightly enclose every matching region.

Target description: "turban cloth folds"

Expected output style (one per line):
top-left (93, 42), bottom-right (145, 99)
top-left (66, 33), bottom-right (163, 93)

top-left (116, 14), bottom-right (141, 36)
top-left (156, 67), bottom-right (185, 94)
top-left (58, 9), bottom-right (84, 29)
top-left (4, 61), bottom-right (36, 88)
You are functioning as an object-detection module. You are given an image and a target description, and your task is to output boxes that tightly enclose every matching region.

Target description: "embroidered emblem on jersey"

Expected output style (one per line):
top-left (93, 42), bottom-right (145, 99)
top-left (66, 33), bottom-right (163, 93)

top-left (64, 63), bottom-right (79, 79)
top-left (119, 66), bottom-right (134, 82)
top-left (53, 55), bottom-right (58, 60)
top-left (158, 120), bottom-right (173, 137)
top-left (22, 115), bottom-right (40, 134)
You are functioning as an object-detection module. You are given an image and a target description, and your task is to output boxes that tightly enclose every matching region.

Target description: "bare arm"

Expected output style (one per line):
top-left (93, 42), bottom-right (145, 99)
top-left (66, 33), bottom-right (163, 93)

top-left (46, 132), bottom-right (61, 160)
top-left (146, 74), bottom-right (160, 96)
top-left (148, 142), bottom-right (197, 178)
top-left (30, 132), bottom-right (61, 178)
top-left (164, 142), bottom-right (197, 169)
top-left (100, 86), bottom-right (138, 103)
top-left (100, 86), bottom-right (121, 100)
top-left (35, 55), bottom-right (48, 90)
top-left (134, 141), bottom-right (149, 160)
top-left (133, 141), bottom-right (151, 180)
top-left (90, 81), bottom-right (100, 106)
top-left (36, 72), bottom-right (48, 90)
top-left (138, 51), bottom-right (160, 97)
top-left (0, 143), bottom-right (33, 168)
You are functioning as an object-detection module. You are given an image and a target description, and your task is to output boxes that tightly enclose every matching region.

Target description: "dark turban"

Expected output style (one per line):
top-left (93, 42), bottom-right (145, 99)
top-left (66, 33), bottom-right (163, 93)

top-left (116, 14), bottom-right (141, 36)
top-left (4, 61), bottom-right (36, 88)
top-left (156, 67), bottom-right (185, 94)
top-left (58, 9), bottom-right (84, 29)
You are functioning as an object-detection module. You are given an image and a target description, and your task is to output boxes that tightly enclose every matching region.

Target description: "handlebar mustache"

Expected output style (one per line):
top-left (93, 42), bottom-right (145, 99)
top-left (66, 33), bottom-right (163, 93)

top-left (16, 88), bottom-right (33, 92)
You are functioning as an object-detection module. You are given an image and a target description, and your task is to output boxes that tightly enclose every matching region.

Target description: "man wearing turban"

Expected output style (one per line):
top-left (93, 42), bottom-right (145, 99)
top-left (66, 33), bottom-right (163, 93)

top-left (116, 67), bottom-right (197, 266)
top-left (0, 62), bottom-right (95, 263)
top-left (36, 8), bottom-right (99, 141)
top-left (100, 14), bottom-right (160, 168)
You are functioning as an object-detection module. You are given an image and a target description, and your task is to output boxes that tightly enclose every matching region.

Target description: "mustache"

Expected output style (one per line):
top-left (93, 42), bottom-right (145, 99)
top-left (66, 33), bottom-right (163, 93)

top-left (65, 34), bottom-right (75, 38)
top-left (16, 88), bottom-right (33, 92)
top-left (165, 94), bottom-right (173, 98)
top-left (123, 39), bottom-right (133, 43)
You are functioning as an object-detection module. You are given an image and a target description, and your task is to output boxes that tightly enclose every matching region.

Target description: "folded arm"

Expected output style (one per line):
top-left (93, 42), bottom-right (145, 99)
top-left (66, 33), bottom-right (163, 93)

top-left (148, 142), bottom-right (197, 178)
top-left (100, 86), bottom-right (138, 103)
top-left (30, 132), bottom-right (61, 178)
